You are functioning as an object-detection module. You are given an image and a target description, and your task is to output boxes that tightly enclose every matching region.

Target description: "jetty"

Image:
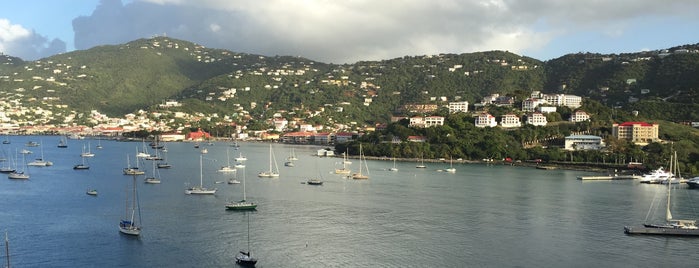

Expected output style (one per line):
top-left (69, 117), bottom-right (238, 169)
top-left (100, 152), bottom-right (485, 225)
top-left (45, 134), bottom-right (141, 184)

top-left (577, 174), bottom-right (641, 180)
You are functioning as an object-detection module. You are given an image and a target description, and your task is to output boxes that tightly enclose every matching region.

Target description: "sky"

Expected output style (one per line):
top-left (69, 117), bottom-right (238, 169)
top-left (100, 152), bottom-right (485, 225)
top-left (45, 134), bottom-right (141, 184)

top-left (1, 0), bottom-right (699, 64)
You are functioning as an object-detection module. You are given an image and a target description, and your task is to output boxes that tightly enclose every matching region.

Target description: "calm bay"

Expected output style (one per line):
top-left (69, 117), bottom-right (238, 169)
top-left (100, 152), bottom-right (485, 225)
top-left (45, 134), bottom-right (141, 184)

top-left (1, 136), bottom-right (699, 267)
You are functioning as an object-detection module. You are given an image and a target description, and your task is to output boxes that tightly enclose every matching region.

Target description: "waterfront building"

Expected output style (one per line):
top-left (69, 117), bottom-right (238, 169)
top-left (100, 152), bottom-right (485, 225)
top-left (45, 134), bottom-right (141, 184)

top-left (612, 122), bottom-right (660, 145)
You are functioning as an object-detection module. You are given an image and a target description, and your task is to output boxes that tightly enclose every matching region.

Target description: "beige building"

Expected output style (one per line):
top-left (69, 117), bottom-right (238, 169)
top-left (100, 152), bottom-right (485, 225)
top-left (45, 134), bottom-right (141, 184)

top-left (612, 122), bottom-right (660, 145)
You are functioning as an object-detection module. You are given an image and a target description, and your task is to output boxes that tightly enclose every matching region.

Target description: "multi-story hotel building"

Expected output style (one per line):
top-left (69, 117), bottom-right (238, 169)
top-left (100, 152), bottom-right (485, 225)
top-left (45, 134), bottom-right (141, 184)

top-left (612, 122), bottom-right (660, 145)
top-left (500, 114), bottom-right (522, 128)
top-left (475, 113), bottom-right (497, 128)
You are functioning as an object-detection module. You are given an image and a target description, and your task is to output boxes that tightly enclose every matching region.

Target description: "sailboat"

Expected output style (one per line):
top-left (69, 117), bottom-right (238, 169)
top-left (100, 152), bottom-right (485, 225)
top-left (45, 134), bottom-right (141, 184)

top-left (445, 156), bottom-right (456, 173)
top-left (80, 142), bottom-right (95, 158)
top-left (226, 167), bottom-right (256, 210)
top-left (257, 144), bottom-right (279, 178)
top-left (287, 148), bottom-right (298, 161)
top-left (119, 174), bottom-right (142, 236)
top-left (218, 147), bottom-right (236, 172)
top-left (624, 151), bottom-right (699, 236)
top-left (389, 156), bottom-right (398, 172)
top-left (157, 145), bottom-right (172, 169)
top-left (86, 188), bottom-right (98, 196)
top-left (27, 141), bottom-right (53, 166)
top-left (235, 212), bottom-right (258, 266)
top-left (185, 154), bottom-right (217, 195)
top-left (123, 154), bottom-right (145, 175)
top-left (335, 151), bottom-right (351, 174)
top-left (235, 152), bottom-right (248, 162)
top-left (144, 160), bottom-right (161, 184)
top-left (0, 148), bottom-right (14, 173)
top-left (8, 151), bottom-right (29, 179)
top-left (57, 136), bottom-right (68, 148)
top-left (95, 139), bottom-right (103, 149)
top-left (416, 153), bottom-right (427, 168)
top-left (73, 155), bottom-right (90, 170)
top-left (351, 144), bottom-right (369, 180)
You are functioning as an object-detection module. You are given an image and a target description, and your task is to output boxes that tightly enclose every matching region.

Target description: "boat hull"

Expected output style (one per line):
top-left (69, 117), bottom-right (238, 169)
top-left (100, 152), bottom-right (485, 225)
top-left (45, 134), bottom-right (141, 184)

top-left (225, 202), bottom-right (257, 210)
top-left (118, 226), bottom-right (141, 236)
top-left (624, 226), bottom-right (699, 236)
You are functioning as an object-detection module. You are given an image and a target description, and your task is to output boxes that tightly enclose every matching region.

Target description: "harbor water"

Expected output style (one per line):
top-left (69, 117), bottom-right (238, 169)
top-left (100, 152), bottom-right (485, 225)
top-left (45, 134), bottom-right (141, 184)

top-left (2, 136), bottom-right (699, 267)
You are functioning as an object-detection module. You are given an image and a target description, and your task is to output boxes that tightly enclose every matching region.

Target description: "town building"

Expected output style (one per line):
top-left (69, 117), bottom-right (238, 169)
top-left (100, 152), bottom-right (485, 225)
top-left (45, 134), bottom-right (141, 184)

top-left (475, 113), bottom-right (497, 128)
top-left (564, 135), bottom-right (605, 150)
top-left (612, 122), bottom-right (660, 145)
top-left (448, 101), bottom-right (469, 113)
top-left (526, 112), bottom-right (548, 126)
top-left (569, 110), bottom-right (590, 122)
top-left (500, 114), bottom-right (522, 128)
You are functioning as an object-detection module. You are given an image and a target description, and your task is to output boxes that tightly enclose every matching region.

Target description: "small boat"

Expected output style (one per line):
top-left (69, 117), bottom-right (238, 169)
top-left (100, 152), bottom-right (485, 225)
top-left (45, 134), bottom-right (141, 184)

top-left (235, 152), bottom-right (248, 162)
top-left (95, 139), bottom-right (103, 149)
top-left (27, 141), bottom-right (53, 166)
top-left (80, 143), bottom-right (95, 158)
top-left (307, 178), bottom-right (323, 185)
top-left (226, 167), bottom-right (256, 210)
top-left (351, 144), bottom-right (369, 180)
top-left (200, 148), bottom-right (208, 154)
top-left (235, 212), bottom-right (258, 266)
top-left (157, 162), bottom-right (172, 169)
top-left (228, 179), bottom-right (241, 184)
top-left (389, 156), bottom-right (398, 172)
top-left (235, 162), bottom-right (246, 169)
top-left (123, 155), bottom-right (145, 175)
top-left (416, 153), bottom-right (427, 169)
top-left (57, 137), bottom-right (68, 148)
top-left (185, 155), bottom-right (217, 195)
top-left (25, 141), bottom-right (39, 147)
top-left (119, 174), bottom-right (142, 236)
top-left (144, 161), bottom-right (161, 184)
top-left (284, 160), bottom-right (294, 167)
top-left (218, 148), bottom-right (236, 172)
top-left (687, 177), bottom-right (699, 189)
top-left (257, 145), bottom-right (279, 178)
top-left (74, 156), bottom-right (89, 170)
top-left (445, 157), bottom-right (456, 173)
top-left (335, 152), bottom-right (351, 174)
top-left (86, 189), bottom-right (98, 196)
top-left (20, 149), bottom-right (32, 155)
top-left (8, 152), bottom-right (29, 179)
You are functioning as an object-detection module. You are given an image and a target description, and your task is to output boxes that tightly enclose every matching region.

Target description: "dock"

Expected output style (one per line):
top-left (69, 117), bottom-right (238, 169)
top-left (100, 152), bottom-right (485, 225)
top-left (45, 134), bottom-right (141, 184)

top-left (577, 175), bottom-right (641, 180)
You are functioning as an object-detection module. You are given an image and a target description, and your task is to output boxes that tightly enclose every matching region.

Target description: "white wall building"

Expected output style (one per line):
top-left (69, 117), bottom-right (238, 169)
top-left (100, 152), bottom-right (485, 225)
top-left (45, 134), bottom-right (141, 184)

top-left (526, 113), bottom-right (548, 126)
top-left (565, 135), bottom-right (605, 150)
top-left (448, 101), bottom-right (469, 113)
top-left (522, 98), bottom-right (547, 112)
top-left (569, 110), bottom-right (590, 122)
top-left (500, 114), bottom-right (522, 128)
top-left (475, 113), bottom-right (497, 128)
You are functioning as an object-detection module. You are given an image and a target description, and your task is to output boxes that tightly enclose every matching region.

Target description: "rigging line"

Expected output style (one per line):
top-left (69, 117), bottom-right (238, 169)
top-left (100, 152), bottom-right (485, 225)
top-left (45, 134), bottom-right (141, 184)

top-left (644, 187), bottom-right (661, 223)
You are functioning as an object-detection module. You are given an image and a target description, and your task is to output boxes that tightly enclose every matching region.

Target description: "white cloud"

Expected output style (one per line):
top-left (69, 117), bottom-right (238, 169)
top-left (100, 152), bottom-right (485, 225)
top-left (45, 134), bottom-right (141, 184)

top-left (0, 19), bottom-right (66, 60)
top-left (68, 0), bottom-right (699, 63)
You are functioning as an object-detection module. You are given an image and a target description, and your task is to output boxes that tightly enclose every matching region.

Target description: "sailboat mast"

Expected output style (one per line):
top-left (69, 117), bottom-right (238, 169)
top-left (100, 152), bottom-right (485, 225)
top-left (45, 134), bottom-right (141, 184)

top-left (242, 169), bottom-right (247, 201)
top-left (666, 152), bottom-right (675, 222)
top-left (247, 212), bottom-right (251, 256)
top-left (200, 154), bottom-right (204, 187)
top-left (5, 231), bottom-right (9, 268)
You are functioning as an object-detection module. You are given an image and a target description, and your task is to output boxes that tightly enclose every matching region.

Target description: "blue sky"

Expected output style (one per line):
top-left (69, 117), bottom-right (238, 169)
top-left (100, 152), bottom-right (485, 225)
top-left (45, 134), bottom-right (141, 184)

top-left (2, 0), bottom-right (699, 63)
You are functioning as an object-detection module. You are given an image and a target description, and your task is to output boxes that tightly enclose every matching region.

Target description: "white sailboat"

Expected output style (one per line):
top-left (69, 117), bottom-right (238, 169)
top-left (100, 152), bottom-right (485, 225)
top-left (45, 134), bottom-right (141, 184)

top-left (8, 150), bottom-right (29, 179)
top-left (144, 160), bottom-right (161, 184)
top-left (218, 147), bottom-right (236, 173)
top-left (351, 144), bottom-right (369, 180)
top-left (226, 167), bottom-right (256, 210)
top-left (27, 141), bottom-right (53, 166)
top-left (445, 157), bottom-right (456, 173)
top-left (185, 154), bottom-right (217, 195)
top-left (335, 151), bottom-right (351, 174)
top-left (119, 174), bottom-right (142, 236)
top-left (123, 154), bottom-right (145, 175)
top-left (389, 156), bottom-right (398, 171)
top-left (235, 152), bottom-right (248, 162)
top-left (80, 142), bottom-right (95, 158)
top-left (257, 144), bottom-right (280, 178)
top-left (416, 153), bottom-right (427, 168)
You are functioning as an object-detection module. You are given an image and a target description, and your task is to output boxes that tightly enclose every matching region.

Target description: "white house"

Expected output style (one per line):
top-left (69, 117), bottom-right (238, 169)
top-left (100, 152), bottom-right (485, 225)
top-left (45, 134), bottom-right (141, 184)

top-left (526, 113), bottom-right (548, 126)
top-left (569, 110), bottom-right (590, 122)
top-left (522, 98), bottom-right (547, 112)
top-left (448, 101), bottom-right (469, 113)
top-left (500, 114), bottom-right (522, 128)
top-left (475, 113), bottom-right (497, 128)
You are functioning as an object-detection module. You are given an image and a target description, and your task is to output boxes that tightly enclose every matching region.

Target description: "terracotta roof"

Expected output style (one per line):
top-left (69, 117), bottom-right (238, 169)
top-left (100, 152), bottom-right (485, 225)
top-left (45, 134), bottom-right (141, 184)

top-left (619, 122), bottom-right (655, 127)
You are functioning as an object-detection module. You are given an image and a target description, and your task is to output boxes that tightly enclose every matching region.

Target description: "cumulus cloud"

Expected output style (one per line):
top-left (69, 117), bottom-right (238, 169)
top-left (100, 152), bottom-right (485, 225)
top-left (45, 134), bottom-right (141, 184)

top-left (0, 19), bottom-right (66, 60)
top-left (71, 0), bottom-right (699, 63)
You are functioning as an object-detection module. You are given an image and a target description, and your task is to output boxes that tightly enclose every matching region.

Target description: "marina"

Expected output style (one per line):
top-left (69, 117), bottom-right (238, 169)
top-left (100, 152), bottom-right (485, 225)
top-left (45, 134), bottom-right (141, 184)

top-left (1, 136), bottom-right (699, 267)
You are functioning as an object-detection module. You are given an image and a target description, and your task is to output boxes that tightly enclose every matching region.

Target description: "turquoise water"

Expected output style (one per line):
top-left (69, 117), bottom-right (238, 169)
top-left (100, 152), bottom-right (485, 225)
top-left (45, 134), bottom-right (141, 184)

top-left (1, 136), bottom-right (699, 267)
